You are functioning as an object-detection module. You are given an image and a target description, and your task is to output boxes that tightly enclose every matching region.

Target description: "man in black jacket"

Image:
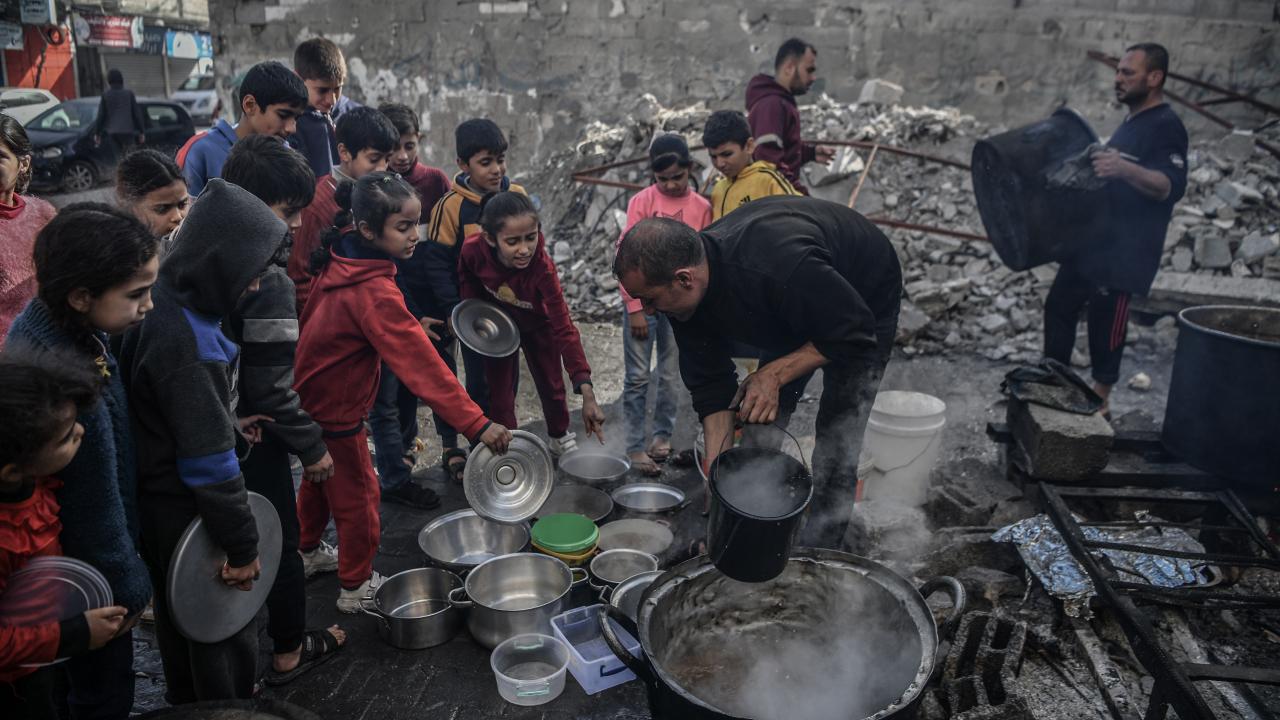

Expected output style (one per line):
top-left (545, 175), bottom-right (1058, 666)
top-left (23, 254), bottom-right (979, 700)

top-left (94, 69), bottom-right (145, 160)
top-left (615, 196), bottom-right (903, 549)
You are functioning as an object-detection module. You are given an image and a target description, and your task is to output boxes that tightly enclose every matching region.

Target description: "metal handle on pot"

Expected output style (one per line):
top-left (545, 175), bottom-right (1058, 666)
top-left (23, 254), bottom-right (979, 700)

top-left (598, 604), bottom-right (652, 682)
top-left (447, 586), bottom-right (473, 609)
top-left (918, 576), bottom-right (967, 639)
top-left (570, 567), bottom-right (589, 586)
top-left (358, 604), bottom-right (389, 630)
top-left (597, 583), bottom-right (613, 604)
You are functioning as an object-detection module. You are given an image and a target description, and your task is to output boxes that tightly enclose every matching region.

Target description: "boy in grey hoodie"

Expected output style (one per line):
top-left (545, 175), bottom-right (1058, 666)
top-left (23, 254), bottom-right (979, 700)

top-left (120, 178), bottom-right (289, 703)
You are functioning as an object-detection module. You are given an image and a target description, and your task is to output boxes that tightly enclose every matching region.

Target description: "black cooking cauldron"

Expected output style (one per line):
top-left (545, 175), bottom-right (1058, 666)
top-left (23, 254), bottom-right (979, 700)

top-left (601, 548), bottom-right (965, 720)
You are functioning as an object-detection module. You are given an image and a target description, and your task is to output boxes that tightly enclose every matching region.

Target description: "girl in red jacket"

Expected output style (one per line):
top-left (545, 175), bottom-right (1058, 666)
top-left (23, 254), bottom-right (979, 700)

top-left (294, 172), bottom-right (511, 613)
top-left (0, 351), bottom-right (127, 718)
top-left (457, 192), bottom-right (605, 455)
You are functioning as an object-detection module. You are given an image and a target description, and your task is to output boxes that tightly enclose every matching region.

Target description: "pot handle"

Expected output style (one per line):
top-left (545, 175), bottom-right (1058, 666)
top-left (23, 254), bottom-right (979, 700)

top-left (598, 583), bottom-right (613, 604)
top-left (599, 604), bottom-right (652, 683)
top-left (447, 586), bottom-right (473, 610)
top-left (515, 681), bottom-right (551, 698)
top-left (358, 604), bottom-right (389, 629)
top-left (570, 567), bottom-right (590, 586)
top-left (918, 576), bottom-right (967, 639)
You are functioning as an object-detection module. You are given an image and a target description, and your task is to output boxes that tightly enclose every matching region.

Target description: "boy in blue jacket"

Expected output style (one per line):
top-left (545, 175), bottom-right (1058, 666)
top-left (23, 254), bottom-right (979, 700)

top-left (183, 61), bottom-right (307, 196)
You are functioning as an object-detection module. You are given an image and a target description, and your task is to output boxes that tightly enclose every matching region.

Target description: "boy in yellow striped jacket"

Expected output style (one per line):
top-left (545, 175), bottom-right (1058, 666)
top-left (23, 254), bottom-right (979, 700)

top-left (703, 110), bottom-right (800, 221)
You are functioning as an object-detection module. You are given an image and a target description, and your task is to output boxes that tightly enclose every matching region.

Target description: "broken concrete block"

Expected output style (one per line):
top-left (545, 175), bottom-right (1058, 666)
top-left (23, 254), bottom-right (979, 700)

top-left (1230, 259), bottom-right (1253, 278)
top-left (858, 78), bottom-right (905, 105)
top-left (1171, 246), bottom-right (1194, 272)
top-left (1007, 398), bottom-right (1114, 481)
top-left (925, 459), bottom-right (1022, 527)
top-left (1264, 256), bottom-right (1280, 280)
top-left (1127, 372), bottom-right (1151, 391)
top-left (978, 313), bottom-right (1009, 333)
top-left (896, 300), bottom-right (932, 341)
top-left (1216, 131), bottom-right (1256, 164)
top-left (956, 566), bottom-right (1025, 605)
top-left (1236, 231), bottom-right (1280, 263)
top-left (922, 529), bottom-right (1023, 576)
top-left (1194, 232), bottom-right (1233, 269)
top-left (552, 240), bottom-right (573, 264)
top-left (1215, 180), bottom-right (1264, 208)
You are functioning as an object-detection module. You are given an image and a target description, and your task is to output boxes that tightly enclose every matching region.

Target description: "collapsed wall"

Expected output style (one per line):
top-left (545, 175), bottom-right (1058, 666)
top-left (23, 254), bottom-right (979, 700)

top-left (209, 0), bottom-right (1278, 165)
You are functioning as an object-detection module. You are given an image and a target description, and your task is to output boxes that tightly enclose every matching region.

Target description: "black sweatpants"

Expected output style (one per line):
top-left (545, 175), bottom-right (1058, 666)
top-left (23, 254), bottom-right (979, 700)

top-left (63, 630), bottom-right (134, 719)
top-left (0, 666), bottom-right (58, 720)
top-left (430, 336), bottom-right (494, 448)
top-left (1043, 265), bottom-right (1131, 386)
top-left (139, 500), bottom-right (257, 704)
top-left (240, 432), bottom-right (305, 655)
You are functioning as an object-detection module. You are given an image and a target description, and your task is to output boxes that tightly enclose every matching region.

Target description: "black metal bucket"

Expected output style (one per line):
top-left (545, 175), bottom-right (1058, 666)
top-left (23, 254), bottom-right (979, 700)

top-left (1162, 305), bottom-right (1280, 489)
top-left (707, 446), bottom-right (813, 583)
top-left (972, 108), bottom-right (1106, 271)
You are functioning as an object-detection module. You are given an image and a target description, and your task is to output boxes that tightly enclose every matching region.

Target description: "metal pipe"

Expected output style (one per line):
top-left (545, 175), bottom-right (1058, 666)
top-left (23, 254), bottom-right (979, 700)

top-left (847, 145), bottom-right (879, 208)
top-left (816, 139), bottom-right (971, 170)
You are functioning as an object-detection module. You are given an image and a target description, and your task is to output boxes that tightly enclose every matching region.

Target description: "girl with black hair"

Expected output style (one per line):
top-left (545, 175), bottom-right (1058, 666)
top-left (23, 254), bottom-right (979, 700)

top-left (294, 171), bottom-right (511, 613)
top-left (458, 191), bottom-right (605, 456)
top-left (0, 114), bottom-right (57, 345)
top-left (116, 149), bottom-right (190, 250)
top-left (5, 204), bottom-right (158, 718)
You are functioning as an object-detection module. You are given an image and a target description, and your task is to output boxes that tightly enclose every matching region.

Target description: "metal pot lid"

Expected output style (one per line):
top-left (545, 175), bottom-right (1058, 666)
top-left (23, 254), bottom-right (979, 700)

top-left (597, 519), bottom-right (674, 556)
top-left (451, 298), bottom-right (521, 358)
top-left (464, 430), bottom-right (555, 524)
top-left (537, 483), bottom-right (614, 523)
top-left (590, 549), bottom-right (659, 585)
top-left (558, 450), bottom-right (630, 482)
top-left (0, 557), bottom-right (109, 627)
top-left (166, 491), bottom-right (283, 644)
top-left (531, 513), bottom-right (599, 554)
top-left (611, 483), bottom-right (686, 512)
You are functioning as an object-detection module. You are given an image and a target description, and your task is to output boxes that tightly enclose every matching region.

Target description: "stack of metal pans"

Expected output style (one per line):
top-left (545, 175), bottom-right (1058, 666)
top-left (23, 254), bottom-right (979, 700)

top-left (465, 430), bottom-right (555, 524)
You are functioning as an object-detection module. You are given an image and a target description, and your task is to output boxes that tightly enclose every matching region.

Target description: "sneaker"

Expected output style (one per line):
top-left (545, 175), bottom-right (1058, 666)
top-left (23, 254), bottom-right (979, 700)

top-left (381, 482), bottom-right (440, 510)
top-left (336, 571), bottom-right (384, 614)
top-left (301, 541), bottom-right (339, 578)
top-left (548, 432), bottom-right (578, 458)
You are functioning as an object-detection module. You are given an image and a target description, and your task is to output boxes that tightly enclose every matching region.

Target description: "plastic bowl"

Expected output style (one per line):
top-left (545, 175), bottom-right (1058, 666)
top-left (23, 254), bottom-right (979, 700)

top-left (490, 633), bottom-right (571, 706)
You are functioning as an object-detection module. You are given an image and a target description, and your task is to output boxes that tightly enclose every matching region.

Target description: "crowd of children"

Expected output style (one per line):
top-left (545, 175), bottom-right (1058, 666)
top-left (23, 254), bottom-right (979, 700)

top-left (0, 28), bottom-right (805, 717)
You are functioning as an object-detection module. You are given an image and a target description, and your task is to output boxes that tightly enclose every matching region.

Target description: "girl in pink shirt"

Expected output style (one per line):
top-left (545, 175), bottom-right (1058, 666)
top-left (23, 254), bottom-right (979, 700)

top-left (615, 134), bottom-right (711, 475)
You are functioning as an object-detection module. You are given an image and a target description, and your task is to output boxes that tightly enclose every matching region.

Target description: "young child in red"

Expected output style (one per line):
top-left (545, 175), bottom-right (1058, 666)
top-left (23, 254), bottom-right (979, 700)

top-left (0, 351), bottom-right (127, 719)
top-left (457, 192), bottom-right (605, 453)
top-left (293, 172), bottom-right (511, 613)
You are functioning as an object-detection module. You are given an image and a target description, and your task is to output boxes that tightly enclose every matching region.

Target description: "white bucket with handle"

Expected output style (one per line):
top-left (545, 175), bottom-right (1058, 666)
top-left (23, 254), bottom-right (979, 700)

top-left (861, 391), bottom-right (947, 506)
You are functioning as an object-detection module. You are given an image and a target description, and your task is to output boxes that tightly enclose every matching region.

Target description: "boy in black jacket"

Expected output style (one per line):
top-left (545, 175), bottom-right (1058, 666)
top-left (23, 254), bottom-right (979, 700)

top-left (221, 136), bottom-right (346, 686)
top-left (120, 179), bottom-right (289, 703)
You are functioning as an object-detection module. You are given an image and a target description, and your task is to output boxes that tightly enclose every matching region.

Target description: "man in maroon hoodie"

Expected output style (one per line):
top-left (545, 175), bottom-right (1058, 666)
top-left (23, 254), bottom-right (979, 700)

top-left (746, 38), bottom-right (835, 194)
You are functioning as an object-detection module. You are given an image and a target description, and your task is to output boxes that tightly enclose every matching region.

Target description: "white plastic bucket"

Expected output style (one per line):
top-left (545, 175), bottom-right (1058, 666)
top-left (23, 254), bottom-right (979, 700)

top-left (861, 391), bottom-right (947, 506)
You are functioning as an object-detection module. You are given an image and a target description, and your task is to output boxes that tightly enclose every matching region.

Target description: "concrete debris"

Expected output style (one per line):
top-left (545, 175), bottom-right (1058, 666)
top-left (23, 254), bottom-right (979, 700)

top-left (1126, 372), bottom-right (1151, 391)
top-left (1006, 397), bottom-right (1114, 482)
top-left (858, 78), bottom-right (905, 106)
top-left (1236, 230), bottom-right (1280, 263)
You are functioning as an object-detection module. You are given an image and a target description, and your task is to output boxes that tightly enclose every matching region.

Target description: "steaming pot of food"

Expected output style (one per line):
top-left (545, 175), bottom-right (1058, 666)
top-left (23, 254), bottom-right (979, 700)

top-left (600, 548), bottom-right (965, 720)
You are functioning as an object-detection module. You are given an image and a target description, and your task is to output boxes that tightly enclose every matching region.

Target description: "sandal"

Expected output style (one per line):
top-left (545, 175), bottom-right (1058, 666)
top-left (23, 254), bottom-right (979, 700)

top-left (646, 436), bottom-right (672, 464)
top-left (263, 627), bottom-right (345, 687)
top-left (442, 447), bottom-right (468, 483)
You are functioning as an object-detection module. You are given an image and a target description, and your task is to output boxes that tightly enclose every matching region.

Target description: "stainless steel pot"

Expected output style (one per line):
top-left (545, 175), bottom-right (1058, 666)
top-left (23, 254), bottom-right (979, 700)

top-left (558, 451), bottom-right (630, 482)
top-left (418, 509), bottom-right (530, 575)
top-left (601, 548), bottom-right (965, 720)
top-left (363, 568), bottom-right (462, 650)
top-left (589, 549), bottom-right (659, 588)
top-left (601, 569), bottom-right (662, 623)
top-left (447, 553), bottom-right (588, 649)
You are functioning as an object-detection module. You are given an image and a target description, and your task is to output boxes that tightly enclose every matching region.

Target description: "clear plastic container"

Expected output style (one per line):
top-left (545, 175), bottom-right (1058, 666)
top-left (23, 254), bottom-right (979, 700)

top-left (490, 633), bottom-right (570, 706)
top-left (550, 604), bottom-right (642, 695)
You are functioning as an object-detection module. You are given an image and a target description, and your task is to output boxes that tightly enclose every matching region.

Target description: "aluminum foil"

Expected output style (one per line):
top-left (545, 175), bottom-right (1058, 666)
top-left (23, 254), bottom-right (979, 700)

top-left (993, 511), bottom-right (1209, 617)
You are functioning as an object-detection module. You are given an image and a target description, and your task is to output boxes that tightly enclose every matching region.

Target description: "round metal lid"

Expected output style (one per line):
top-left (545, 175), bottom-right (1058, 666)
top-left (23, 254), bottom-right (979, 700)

top-left (464, 430), bottom-right (555, 524)
top-left (451, 299), bottom-right (521, 358)
top-left (166, 491), bottom-right (283, 644)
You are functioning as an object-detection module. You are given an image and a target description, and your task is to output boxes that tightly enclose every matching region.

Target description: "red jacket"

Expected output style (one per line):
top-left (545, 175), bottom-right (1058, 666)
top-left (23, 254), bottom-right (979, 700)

top-left (457, 232), bottom-right (591, 388)
top-left (288, 172), bottom-right (345, 316)
top-left (294, 235), bottom-right (488, 440)
top-left (746, 73), bottom-right (815, 194)
top-left (0, 478), bottom-right (64, 681)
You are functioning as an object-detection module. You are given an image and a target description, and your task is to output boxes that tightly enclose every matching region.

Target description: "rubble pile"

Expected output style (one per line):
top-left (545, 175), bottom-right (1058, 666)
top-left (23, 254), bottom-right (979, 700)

top-left (531, 92), bottom-right (1278, 362)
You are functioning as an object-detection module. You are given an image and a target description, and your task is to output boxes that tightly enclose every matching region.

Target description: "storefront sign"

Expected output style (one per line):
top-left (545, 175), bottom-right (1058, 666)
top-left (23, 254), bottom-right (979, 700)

top-left (72, 13), bottom-right (144, 49)
top-left (20, 0), bottom-right (56, 25)
top-left (0, 21), bottom-right (23, 51)
top-left (133, 26), bottom-right (166, 56)
top-left (164, 30), bottom-right (213, 59)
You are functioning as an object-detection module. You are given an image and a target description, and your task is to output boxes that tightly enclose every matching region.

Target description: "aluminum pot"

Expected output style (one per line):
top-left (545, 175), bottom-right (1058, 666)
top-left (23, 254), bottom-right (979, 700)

top-left (600, 569), bottom-right (663, 623)
top-left (559, 451), bottom-right (631, 483)
top-left (601, 548), bottom-right (965, 720)
top-left (448, 552), bottom-right (588, 649)
top-left (588, 549), bottom-right (659, 589)
top-left (363, 568), bottom-right (462, 650)
top-left (418, 509), bottom-right (530, 575)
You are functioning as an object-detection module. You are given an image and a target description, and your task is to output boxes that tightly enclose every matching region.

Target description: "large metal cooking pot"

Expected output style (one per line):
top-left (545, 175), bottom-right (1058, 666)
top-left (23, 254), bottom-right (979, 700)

top-left (601, 548), bottom-right (965, 720)
top-left (418, 509), bottom-right (530, 575)
top-left (447, 552), bottom-right (588, 649)
top-left (362, 568), bottom-right (462, 649)
top-left (1163, 305), bottom-right (1280, 489)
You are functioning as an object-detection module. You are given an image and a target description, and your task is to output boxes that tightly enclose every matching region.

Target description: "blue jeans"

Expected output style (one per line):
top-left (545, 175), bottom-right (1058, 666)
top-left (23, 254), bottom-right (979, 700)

top-left (622, 310), bottom-right (680, 455)
top-left (369, 364), bottom-right (419, 490)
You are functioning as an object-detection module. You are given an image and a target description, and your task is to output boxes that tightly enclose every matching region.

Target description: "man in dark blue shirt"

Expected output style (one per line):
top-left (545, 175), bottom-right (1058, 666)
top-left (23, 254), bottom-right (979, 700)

top-left (1044, 42), bottom-right (1188, 417)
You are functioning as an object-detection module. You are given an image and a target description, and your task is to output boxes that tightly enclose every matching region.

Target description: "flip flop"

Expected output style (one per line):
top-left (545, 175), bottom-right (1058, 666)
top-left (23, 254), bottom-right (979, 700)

top-left (646, 437), bottom-right (672, 463)
top-left (442, 447), bottom-right (468, 483)
top-left (263, 627), bottom-right (345, 687)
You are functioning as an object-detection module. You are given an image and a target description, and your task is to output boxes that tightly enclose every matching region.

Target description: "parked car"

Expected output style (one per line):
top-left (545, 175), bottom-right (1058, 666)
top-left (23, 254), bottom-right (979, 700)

top-left (170, 73), bottom-right (220, 126)
top-left (0, 87), bottom-right (59, 125)
top-left (27, 97), bottom-right (195, 193)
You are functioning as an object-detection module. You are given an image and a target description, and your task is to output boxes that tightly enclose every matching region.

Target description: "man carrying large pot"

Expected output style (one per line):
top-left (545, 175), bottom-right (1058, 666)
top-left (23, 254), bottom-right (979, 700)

top-left (1044, 42), bottom-right (1188, 418)
top-left (614, 196), bottom-right (903, 549)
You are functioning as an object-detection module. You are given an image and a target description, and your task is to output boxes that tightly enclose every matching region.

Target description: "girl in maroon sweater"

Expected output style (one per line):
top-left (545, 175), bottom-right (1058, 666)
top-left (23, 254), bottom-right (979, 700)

top-left (0, 116), bottom-right (56, 345)
top-left (457, 192), bottom-right (605, 454)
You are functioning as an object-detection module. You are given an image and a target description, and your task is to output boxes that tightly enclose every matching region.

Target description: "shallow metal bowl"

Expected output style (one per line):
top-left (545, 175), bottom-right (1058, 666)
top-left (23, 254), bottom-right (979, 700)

top-left (418, 509), bottom-right (531, 574)
top-left (611, 483), bottom-right (686, 513)
top-left (589, 548), bottom-right (659, 586)
top-left (558, 451), bottom-right (631, 482)
top-left (537, 484), bottom-right (614, 523)
top-left (597, 519), bottom-right (674, 556)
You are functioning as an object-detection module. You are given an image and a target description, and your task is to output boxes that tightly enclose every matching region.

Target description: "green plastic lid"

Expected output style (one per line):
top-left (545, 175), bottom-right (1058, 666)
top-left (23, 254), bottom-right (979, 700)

top-left (531, 513), bottom-right (599, 554)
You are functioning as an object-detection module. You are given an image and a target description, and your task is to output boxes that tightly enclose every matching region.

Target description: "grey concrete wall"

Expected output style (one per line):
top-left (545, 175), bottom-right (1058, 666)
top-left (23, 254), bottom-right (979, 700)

top-left (209, 0), bottom-right (1279, 166)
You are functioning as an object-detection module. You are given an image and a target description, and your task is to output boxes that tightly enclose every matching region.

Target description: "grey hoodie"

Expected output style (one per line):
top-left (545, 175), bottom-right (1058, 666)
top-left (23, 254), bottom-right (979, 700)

top-left (120, 179), bottom-right (290, 566)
